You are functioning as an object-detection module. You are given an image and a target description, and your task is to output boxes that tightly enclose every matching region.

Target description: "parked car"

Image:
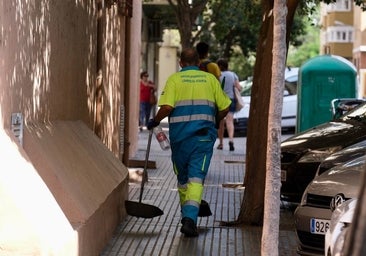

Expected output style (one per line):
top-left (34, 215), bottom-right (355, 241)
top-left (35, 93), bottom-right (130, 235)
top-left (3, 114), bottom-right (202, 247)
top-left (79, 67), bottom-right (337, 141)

top-left (330, 98), bottom-right (366, 120)
top-left (316, 139), bottom-right (366, 177)
top-left (233, 67), bottom-right (298, 135)
top-left (280, 102), bottom-right (366, 202)
top-left (324, 198), bottom-right (357, 256)
top-left (294, 155), bottom-right (365, 255)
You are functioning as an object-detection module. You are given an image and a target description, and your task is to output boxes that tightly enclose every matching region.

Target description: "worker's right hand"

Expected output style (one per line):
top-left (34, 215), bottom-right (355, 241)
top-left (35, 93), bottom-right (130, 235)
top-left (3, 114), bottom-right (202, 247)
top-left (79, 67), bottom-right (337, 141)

top-left (147, 119), bottom-right (160, 130)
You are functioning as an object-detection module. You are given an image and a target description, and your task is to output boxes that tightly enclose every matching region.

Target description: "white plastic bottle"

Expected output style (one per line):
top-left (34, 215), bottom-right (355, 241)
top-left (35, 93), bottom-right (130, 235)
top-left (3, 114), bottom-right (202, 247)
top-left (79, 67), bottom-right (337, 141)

top-left (153, 126), bottom-right (170, 150)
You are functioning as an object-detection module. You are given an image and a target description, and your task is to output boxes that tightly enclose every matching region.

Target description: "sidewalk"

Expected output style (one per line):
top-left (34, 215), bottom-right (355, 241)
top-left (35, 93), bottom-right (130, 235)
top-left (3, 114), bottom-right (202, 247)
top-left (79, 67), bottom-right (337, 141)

top-left (100, 129), bottom-right (298, 256)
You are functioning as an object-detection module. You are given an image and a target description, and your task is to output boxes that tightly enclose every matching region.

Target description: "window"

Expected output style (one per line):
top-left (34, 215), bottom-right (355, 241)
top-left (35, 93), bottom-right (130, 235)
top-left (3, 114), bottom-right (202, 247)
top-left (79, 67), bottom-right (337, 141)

top-left (326, 26), bottom-right (353, 43)
top-left (326, 0), bottom-right (351, 12)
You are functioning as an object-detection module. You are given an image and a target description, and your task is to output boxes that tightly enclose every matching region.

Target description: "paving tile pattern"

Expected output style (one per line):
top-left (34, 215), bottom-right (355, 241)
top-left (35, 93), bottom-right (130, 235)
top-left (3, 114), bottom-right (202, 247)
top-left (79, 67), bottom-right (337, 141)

top-left (101, 131), bottom-right (298, 256)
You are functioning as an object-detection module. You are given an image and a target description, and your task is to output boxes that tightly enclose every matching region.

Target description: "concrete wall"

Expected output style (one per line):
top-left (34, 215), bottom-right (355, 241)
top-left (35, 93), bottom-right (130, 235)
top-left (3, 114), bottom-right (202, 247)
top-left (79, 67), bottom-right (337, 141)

top-left (0, 1), bottom-right (96, 129)
top-left (0, 0), bottom-right (141, 158)
top-left (158, 46), bottom-right (178, 96)
top-left (157, 29), bottom-right (180, 100)
top-left (126, 0), bottom-right (142, 159)
top-left (0, 0), bottom-right (142, 255)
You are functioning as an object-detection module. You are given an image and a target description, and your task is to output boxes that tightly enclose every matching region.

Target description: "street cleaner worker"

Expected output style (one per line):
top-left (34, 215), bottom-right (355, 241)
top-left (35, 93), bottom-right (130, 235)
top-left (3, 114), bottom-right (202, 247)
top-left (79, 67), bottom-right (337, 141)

top-left (147, 48), bottom-right (231, 237)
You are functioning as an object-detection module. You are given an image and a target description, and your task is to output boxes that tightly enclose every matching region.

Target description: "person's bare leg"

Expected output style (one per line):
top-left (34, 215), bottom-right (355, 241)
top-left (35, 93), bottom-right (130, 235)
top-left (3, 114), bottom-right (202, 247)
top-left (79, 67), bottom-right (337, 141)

top-left (217, 119), bottom-right (225, 149)
top-left (225, 113), bottom-right (235, 151)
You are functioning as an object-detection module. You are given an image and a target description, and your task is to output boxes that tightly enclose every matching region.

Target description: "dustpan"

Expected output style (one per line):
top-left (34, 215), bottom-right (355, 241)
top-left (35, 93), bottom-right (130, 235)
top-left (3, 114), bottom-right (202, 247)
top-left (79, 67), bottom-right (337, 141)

top-left (125, 130), bottom-right (164, 218)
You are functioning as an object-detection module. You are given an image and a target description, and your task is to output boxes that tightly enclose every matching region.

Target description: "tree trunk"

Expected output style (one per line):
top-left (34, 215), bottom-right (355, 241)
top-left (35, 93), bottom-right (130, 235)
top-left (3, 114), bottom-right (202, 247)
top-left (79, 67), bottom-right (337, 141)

top-left (237, 0), bottom-right (274, 225)
top-left (176, 4), bottom-right (195, 48)
top-left (261, 0), bottom-right (287, 254)
top-left (237, 0), bottom-right (299, 225)
top-left (167, 0), bottom-right (208, 49)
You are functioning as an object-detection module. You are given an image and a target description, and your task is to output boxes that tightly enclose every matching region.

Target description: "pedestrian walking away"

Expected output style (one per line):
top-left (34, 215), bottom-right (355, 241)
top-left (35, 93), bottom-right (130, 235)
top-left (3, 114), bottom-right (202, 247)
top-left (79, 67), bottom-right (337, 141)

top-left (139, 71), bottom-right (156, 131)
top-left (195, 41), bottom-right (221, 80)
top-left (147, 48), bottom-right (231, 237)
top-left (216, 59), bottom-right (242, 151)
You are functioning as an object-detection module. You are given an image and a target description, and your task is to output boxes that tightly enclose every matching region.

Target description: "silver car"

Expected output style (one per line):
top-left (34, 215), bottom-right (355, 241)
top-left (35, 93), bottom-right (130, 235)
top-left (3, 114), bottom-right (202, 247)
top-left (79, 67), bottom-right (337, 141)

top-left (315, 139), bottom-right (366, 177)
top-left (324, 198), bottom-right (357, 256)
top-left (294, 155), bottom-right (365, 255)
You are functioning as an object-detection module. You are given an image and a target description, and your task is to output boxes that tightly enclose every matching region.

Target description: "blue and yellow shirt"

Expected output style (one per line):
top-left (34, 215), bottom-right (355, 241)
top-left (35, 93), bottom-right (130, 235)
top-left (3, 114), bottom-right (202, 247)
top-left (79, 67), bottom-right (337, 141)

top-left (158, 66), bottom-right (231, 143)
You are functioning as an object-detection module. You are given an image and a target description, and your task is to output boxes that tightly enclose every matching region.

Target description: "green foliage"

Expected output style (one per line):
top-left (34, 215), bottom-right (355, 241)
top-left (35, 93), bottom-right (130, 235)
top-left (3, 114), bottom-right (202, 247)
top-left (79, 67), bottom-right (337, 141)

top-left (229, 51), bottom-right (255, 81)
top-left (197, 0), bottom-right (260, 60)
top-left (229, 17), bottom-right (319, 79)
top-left (287, 4), bottom-right (320, 67)
top-left (287, 23), bottom-right (320, 67)
top-left (196, 0), bottom-right (312, 80)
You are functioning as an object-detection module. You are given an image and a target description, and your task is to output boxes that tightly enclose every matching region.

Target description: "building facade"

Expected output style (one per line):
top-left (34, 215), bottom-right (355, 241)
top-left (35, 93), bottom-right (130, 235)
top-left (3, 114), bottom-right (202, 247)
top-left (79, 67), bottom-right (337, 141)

top-left (0, 1), bottom-right (142, 255)
top-left (320, 0), bottom-right (366, 98)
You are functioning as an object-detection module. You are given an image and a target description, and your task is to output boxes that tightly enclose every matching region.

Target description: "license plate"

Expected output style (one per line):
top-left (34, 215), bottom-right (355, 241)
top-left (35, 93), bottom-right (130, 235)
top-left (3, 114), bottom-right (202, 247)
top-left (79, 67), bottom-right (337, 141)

top-left (310, 218), bottom-right (330, 235)
top-left (281, 170), bottom-right (286, 181)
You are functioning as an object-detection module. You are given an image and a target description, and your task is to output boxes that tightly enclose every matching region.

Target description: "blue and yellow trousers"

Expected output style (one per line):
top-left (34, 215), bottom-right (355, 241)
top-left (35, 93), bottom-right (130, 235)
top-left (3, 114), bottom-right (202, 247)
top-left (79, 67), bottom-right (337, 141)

top-left (171, 132), bottom-right (215, 224)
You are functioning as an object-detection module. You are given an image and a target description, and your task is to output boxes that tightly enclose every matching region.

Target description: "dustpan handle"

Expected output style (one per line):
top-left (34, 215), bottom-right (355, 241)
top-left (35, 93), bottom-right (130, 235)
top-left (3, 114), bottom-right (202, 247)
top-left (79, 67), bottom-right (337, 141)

top-left (139, 129), bottom-right (153, 203)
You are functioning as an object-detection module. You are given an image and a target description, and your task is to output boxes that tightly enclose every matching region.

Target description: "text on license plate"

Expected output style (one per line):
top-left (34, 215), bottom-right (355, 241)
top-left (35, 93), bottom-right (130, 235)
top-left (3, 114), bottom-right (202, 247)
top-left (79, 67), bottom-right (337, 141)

top-left (310, 218), bottom-right (330, 235)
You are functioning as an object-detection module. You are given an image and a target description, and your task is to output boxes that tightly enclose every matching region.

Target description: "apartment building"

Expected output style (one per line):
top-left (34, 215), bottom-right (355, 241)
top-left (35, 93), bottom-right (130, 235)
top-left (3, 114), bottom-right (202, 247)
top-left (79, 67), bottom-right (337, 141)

top-left (320, 0), bottom-right (366, 97)
top-left (353, 4), bottom-right (366, 97)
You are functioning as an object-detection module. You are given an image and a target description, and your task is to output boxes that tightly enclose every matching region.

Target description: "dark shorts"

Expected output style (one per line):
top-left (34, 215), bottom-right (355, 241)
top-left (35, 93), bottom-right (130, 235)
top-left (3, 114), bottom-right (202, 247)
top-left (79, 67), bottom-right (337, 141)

top-left (229, 98), bottom-right (236, 113)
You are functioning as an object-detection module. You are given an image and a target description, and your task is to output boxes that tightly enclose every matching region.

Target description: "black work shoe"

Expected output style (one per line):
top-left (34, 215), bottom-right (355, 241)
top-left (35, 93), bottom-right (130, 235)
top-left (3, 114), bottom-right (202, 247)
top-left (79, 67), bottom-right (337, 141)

top-left (229, 141), bottom-right (235, 151)
top-left (180, 217), bottom-right (198, 237)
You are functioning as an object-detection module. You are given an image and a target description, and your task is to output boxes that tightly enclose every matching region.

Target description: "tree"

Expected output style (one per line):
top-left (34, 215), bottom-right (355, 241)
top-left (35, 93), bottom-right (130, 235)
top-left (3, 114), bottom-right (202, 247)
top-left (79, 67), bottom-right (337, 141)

top-left (287, 11), bottom-right (320, 67)
top-left (165, 0), bottom-right (309, 80)
top-left (197, 1), bottom-right (312, 81)
top-left (238, 0), bottom-right (366, 226)
top-left (167, 0), bottom-right (208, 48)
top-left (237, 0), bottom-right (366, 253)
top-left (261, 0), bottom-right (287, 254)
top-left (200, 0), bottom-right (261, 60)
top-left (236, 0), bottom-right (300, 225)
top-left (165, 0), bottom-right (366, 230)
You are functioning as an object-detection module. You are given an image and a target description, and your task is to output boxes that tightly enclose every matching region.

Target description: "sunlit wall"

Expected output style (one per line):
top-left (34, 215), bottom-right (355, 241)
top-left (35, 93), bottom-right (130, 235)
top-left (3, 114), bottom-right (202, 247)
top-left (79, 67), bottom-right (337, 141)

top-left (0, 0), bottom-right (141, 158)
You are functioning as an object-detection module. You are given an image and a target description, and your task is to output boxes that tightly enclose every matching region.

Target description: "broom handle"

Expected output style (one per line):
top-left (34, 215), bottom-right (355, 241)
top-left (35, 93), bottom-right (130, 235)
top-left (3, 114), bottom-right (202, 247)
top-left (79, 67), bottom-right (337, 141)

top-left (139, 129), bottom-right (153, 203)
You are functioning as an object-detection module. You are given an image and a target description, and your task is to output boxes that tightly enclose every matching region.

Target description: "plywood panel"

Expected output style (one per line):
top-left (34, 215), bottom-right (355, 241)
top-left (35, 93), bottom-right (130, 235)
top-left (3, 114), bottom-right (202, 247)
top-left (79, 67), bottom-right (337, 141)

top-left (23, 120), bottom-right (129, 228)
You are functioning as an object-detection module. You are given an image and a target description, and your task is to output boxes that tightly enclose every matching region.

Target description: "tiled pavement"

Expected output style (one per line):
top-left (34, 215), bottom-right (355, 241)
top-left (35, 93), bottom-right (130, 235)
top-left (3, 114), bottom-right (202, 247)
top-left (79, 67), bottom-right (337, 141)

top-left (100, 130), bottom-right (298, 256)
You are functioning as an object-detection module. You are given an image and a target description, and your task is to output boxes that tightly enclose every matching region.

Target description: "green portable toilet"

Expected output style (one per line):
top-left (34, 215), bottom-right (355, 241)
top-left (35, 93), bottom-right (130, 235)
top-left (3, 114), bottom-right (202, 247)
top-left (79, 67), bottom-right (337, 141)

top-left (297, 54), bottom-right (357, 132)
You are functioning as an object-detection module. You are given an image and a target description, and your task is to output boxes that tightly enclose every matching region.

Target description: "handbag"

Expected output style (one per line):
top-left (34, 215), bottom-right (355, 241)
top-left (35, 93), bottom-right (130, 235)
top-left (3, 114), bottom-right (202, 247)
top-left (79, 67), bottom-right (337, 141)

top-left (234, 87), bottom-right (244, 112)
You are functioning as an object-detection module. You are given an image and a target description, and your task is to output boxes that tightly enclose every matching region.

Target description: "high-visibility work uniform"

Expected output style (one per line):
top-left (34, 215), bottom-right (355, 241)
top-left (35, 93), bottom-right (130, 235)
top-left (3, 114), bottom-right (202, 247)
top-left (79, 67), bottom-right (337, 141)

top-left (158, 66), bottom-right (231, 223)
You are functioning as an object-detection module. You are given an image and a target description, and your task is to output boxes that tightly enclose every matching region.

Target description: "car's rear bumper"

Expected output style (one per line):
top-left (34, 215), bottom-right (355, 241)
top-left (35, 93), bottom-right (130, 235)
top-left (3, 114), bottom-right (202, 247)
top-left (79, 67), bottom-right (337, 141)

top-left (280, 162), bottom-right (321, 203)
top-left (233, 117), bottom-right (295, 135)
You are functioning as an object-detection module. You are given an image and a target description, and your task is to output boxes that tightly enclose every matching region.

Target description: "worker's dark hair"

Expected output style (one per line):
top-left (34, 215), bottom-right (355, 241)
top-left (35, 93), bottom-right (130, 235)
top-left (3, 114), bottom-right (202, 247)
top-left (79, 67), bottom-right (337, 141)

top-left (180, 48), bottom-right (199, 66)
top-left (196, 42), bottom-right (209, 59)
